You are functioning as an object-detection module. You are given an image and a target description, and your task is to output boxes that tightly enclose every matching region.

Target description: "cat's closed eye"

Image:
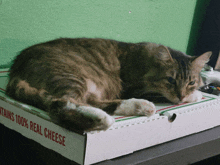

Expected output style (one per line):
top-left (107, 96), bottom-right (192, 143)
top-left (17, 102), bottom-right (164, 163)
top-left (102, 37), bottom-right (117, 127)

top-left (167, 77), bottom-right (176, 85)
top-left (188, 80), bottom-right (195, 85)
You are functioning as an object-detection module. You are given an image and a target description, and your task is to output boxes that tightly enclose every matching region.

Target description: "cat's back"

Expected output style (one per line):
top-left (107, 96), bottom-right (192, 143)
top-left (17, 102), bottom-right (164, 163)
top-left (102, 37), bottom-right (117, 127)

top-left (7, 38), bottom-right (124, 103)
top-left (9, 38), bottom-right (121, 78)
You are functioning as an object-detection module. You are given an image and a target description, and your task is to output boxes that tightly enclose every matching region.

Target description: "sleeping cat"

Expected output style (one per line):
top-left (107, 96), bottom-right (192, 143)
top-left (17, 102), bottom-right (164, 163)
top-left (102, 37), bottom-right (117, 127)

top-left (6, 38), bottom-right (211, 132)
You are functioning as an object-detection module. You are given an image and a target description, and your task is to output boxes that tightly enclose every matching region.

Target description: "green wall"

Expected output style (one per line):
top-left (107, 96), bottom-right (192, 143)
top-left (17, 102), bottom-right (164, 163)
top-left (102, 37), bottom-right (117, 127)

top-left (0, 0), bottom-right (197, 65)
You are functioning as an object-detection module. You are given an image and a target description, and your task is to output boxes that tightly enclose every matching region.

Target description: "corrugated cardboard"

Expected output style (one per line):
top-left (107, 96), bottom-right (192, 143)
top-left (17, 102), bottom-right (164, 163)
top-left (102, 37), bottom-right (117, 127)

top-left (1, 68), bottom-right (220, 165)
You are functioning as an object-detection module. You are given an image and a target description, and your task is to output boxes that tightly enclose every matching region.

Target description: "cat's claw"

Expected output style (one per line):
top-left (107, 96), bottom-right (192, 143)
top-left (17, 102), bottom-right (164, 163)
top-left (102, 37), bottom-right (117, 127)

top-left (114, 98), bottom-right (156, 117)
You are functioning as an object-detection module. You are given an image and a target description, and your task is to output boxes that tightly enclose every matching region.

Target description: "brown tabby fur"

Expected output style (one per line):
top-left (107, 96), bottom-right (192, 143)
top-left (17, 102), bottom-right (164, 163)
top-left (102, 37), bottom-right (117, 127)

top-left (6, 38), bottom-right (211, 132)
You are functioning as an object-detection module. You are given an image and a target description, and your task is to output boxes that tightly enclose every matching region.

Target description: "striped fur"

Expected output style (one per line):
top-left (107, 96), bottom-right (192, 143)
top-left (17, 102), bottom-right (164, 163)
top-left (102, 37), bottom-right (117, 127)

top-left (6, 38), bottom-right (211, 131)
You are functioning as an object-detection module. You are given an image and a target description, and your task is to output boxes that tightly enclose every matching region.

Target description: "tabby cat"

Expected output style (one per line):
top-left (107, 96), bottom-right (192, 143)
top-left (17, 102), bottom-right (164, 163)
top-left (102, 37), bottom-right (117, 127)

top-left (6, 38), bottom-right (211, 132)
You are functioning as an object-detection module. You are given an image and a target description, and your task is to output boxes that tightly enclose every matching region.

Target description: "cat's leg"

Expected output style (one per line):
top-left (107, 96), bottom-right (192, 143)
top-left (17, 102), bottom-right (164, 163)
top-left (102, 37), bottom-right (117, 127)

top-left (7, 77), bottom-right (115, 132)
top-left (50, 99), bottom-right (115, 132)
top-left (89, 97), bottom-right (156, 117)
top-left (113, 98), bottom-right (156, 116)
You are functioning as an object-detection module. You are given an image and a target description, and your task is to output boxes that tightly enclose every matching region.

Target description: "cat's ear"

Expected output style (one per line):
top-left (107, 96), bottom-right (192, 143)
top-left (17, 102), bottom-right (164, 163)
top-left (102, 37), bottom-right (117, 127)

top-left (156, 45), bottom-right (174, 62)
top-left (191, 51), bottom-right (212, 71)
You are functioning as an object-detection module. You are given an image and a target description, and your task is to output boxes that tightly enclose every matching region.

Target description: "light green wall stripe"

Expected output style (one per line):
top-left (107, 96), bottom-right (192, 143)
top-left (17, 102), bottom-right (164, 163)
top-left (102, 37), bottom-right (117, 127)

top-left (0, 0), bottom-right (197, 65)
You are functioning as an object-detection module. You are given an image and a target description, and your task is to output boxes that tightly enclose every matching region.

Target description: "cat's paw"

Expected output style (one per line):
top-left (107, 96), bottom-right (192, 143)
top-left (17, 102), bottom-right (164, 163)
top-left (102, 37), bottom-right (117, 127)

top-left (64, 102), bottom-right (115, 131)
top-left (114, 98), bottom-right (156, 117)
top-left (182, 90), bottom-right (203, 103)
top-left (80, 106), bottom-right (115, 131)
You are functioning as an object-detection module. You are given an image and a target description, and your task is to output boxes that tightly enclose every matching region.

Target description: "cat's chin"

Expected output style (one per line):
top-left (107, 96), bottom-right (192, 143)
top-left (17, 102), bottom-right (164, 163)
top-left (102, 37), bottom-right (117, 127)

top-left (158, 93), bottom-right (180, 104)
top-left (164, 90), bottom-right (203, 105)
top-left (181, 90), bottom-right (203, 103)
top-left (140, 93), bottom-right (174, 103)
top-left (172, 99), bottom-right (182, 105)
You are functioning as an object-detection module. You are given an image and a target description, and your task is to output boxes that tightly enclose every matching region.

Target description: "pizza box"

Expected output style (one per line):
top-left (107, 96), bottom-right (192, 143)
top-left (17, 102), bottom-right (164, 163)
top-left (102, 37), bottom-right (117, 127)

top-left (1, 68), bottom-right (220, 165)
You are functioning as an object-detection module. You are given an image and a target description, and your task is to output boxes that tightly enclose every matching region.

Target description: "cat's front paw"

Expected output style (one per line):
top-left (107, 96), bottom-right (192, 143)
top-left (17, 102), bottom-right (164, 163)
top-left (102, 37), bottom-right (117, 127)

top-left (182, 90), bottom-right (203, 103)
top-left (114, 98), bottom-right (156, 117)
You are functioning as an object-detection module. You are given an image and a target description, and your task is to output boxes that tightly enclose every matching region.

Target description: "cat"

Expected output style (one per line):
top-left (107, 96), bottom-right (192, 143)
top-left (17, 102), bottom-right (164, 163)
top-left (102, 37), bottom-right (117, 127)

top-left (6, 38), bottom-right (211, 132)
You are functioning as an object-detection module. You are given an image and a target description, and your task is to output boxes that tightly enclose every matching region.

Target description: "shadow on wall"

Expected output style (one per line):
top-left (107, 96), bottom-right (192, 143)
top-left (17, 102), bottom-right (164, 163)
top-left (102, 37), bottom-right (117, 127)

top-left (187, 0), bottom-right (220, 68)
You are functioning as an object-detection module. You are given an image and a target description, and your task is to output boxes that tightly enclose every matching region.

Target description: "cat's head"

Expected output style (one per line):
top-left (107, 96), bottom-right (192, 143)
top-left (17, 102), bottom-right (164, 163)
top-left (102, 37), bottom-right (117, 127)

top-left (142, 45), bottom-right (212, 104)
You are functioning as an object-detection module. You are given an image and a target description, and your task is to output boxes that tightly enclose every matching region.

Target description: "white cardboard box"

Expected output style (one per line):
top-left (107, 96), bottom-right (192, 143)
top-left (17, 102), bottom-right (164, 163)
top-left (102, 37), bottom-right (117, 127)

top-left (1, 68), bottom-right (220, 165)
